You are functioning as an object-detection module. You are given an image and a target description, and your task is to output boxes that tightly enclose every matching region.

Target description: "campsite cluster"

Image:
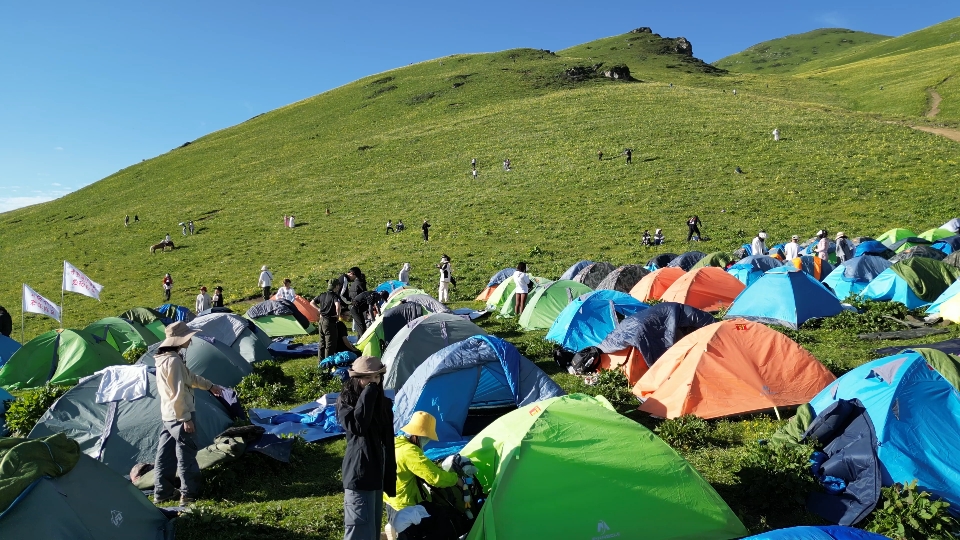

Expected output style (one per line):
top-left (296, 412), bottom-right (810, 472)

top-left (3, 220), bottom-right (960, 539)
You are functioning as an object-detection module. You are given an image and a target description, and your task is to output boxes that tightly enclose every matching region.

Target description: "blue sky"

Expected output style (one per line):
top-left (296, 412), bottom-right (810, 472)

top-left (1, 1), bottom-right (956, 212)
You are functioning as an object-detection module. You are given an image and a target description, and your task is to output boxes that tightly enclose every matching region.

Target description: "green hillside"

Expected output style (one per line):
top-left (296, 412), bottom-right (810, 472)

top-left (713, 28), bottom-right (890, 74)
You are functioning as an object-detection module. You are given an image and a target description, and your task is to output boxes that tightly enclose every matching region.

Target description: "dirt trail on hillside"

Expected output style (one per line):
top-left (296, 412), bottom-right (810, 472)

top-left (911, 124), bottom-right (960, 142)
top-left (926, 89), bottom-right (943, 118)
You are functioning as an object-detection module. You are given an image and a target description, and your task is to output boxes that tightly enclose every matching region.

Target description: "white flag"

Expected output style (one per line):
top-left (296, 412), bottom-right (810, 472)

top-left (22, 284), bottom-right (61, 322)
top-left (63, 261), bottom-right (103, 300)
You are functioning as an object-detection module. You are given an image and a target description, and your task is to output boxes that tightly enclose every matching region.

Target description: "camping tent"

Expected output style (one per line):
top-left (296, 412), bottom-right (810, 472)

top-left (573, 262), bottom-right (616, 289)
top-left (667, 251), bottom-right (707, 271)
top-left (475, 268), bottom-right (516, 301)
top-left (0, 335), bottom-right (21, 369)
top-left (772, 256), bottom-right (834, 282)
top-left (356, 302), bottom-right (428, 357)
top-left (84, 317), bottom-right (159, 355)
top-left (928, 279), bottom-right (960, 315)
top-left (917, 227), bottom-right (955, 242)
top-left (634, 319), bottom-right (835, 419)
top-left (393, 335), bottom-right (564, 459)
top-left (559, 260), bottom-right (593, 281)
top-left (727, 255), bottom-right (783, 286)
top-left (270, 294), bottom-right (321, 323)
top-left (645, 253), bottom-right (678, 271)
top-left (485, 277), bottom-right (544, 314)
top-left (382, 313), bottom-right (488, 390)
top-left (598, 302), bottom-right (715, 386)
top-left (545, 290), bottom-right (647, 352)
top-left (659, 266), bottom-right (745, 312)
top-left (742, 526), bottom-right (889, 540)
top-left (630, 267), bottom-right (686, 302)
top-left (391, 293), bottom-right (450, 315)
top-left (187, 313), bottom-right (272, 364)
top-left (595, 264), bottom-right (649, 292)
top-left (139, 337), bottom-right (251, 387)
top-left (0, 434), bottom-right (173, 540)
top-left (517, 280), bottom-right (593, 330)
top-left (245, 299), bottom-right (311, 337)
top-left (376, 280), bottom-right (406, 294)
top-left (822, 256), bottom-right (893, 300)
top-left (888, 245), bottom-right (947, 263)
top-left (854, 240), bottom-right (894, 259)
top-left (118, 307), bottom-right (168, 339)
top-left (460, 394), bottom-right (748, 540)
top-left (691, 251), bottom-right (735, 270)
top-left (931, 236), bottom-right (960, 255)
top-left (0, 329), bottom-right (126, 390)
top-left (725, 272), bottom-right (844, 329)
top-left (155, 303), bottom-right (195, 323)
top-left (888, 237), bottom-right (932, 254)
top-left (943, 218), bottom-right (960, 233)
top-left (876, 228), bottom-right (916, 247)
top-left (859, 258), bottom-right (960, 309)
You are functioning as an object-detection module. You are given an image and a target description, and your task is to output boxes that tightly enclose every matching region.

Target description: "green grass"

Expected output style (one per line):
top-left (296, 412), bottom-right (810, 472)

top-left (714, 28), bottom-right (890, 74)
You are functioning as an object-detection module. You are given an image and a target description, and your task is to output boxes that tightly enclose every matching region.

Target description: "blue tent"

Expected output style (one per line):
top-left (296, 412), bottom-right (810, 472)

top-left (559, 261), bottom-right (593, 281)
top-left (805, 351), bottom-right (960, 521)
top-left (393, 335), bottom-right (564, 459)
top-left (727, 255), bottom-right (784, 286)
top-left (598, 302), bottom-right (715, 366)
top-left (545, 290), bottom-right (648, 352)
top-left (0, 335), bottom-right (21, 368)
top-left (859, 271), bottom-right (928, 309)
top-left (667, 251), bottom-right (707, 271)
top-left (156, 303), bottom-right (195, 322)
top-left (854, 240), bottom-right (893, 258)
top-left (375, 280), bottom-right (406, 294)
top-left (932, 236), bottom-right (960, 255)
top-left (927, 279), bottom-right (960, 315)
top-left (822, 256), bottom-right (893, 300)
top-left (0, 385), bottom-right (13, 435)
top-left (769, 256), bottom-right (835, 282)
top-left (803, 240), bottom-right (835, 256)
top-left (726, 272), bottom-right (844, 329)
top-left (743, 526), bottom-right (889, 540)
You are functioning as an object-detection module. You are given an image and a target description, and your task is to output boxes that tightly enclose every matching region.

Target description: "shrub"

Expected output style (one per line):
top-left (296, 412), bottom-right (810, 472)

top-left (735, 441), bottom-right (818, 517)
top-left (5, 385), bottom-right (68, 436)
top-left (588, 369), bottom-right (636, 412)
top-left (818, 299), bottom-right (914, 334)
top-left (123, 345), bottom-right (147, 364)
top-left (655, 415), bottom-right (712, 451)
top-left (289, 365), bottom-right (342, 402)
top-left (865, 480), bottom-right (959, 540)
top-left (236, 361), bottom-right (295, 408)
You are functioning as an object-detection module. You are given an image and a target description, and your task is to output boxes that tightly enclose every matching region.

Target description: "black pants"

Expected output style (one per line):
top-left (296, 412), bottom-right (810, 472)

top-left (687, 225), bottom-right (701, 241)
top-left (318, 317), bottom-right (339, 359)
top-left (422, 231), bottom-right (429, 241)
top-left (262, 286), bottom-right (271, 300)
top-left (164, 288), bottom-right (171, 302)
top-left (349, 304), bottom-right (369, 336)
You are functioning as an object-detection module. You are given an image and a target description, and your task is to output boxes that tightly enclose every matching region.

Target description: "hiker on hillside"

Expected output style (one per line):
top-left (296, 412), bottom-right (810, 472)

top-left (751, 231), bottom-right (768, 256)
top-left (773, 128), bottom-right (780, 142)
top-left (654, 229), bottom-right (665, 245)
top-left (125, 215), bottom-right (129, 227)
top-left (312, 280), bottom-right (342, 359)
top-left (211, 286), bottom-right (224, 308)
top-left (386, 220), bottom-right (394, 234)
top-left (396, 220), bottom-right (405, 232)
top-left (276, 279), bottom-right (296, 302)
top-left (784, 235), bottom-right (801, 260)
top-left (624, 148), bottom-right (632, 164)
top-left (195, 286), bottom-right (212, 313)
top-left (258, 265), bottom-right (274, 300)
top-left (153, 322), bottom-right (225, 506)
top-left (188, 220), bottom-right (195, 235)
top-left (642, 230), bottom-right (651, 246)
top-left (503, 158), bottom-right (511, 171)
top-left (472, 169), bottom-right (478, 180)
top-left (598, 150), bottom-right (603, 161)
top-left (471, 158), bottom-right (476, 170)
top-left (384, 411), bottom-right (474, 540)
top-left (337, 356), bottom-right (396, 540)
top-left (422, 220), bottom-right (431, 242)
top-left (180, 222), bottom-right (187, 236)
top-left (437, 255), bottom-right (453, 303)
top-left (513, 262), bottom-right (533, 316)
top-left (134, 214), bottom-right (140, 223)
top-left (162, 273), bottom-right (173, 302)
top-left (815, 230), bottom-right (830, 261)
top-left (686, 215), bottom-right (703, 241)
top-left (399, 263), bottom-right (411, 285)
top-left (836, 232), bottom-right (854, 263)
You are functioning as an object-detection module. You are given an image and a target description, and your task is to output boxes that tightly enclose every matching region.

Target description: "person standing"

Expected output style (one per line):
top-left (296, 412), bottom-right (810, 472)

top-left (471, 158), bottom-right (476, 170)
top-left (181, 222), bottom-right (187, 236)
top-left (162, 274), bottom-right (173, 302)
top-left (686, 215), bottom-right (703, 241)
top-left (164, 233), bottom-right (172, 244)
top-left (815, 230), bottom-right (831, 261)
top-left (472, 169), bottom-right (478, 180)
top-left (597, 150), bottom-right (603, 161)
top-left (134, 214), bottom-right (140, 223)
top-left (437, 255), bottom-right (452, 303)
top-left (276, 279), bottom-right (296, 302)
top-left (337, 356), bottom-right (396, 540)
top-left (835, 232), bottom-right (854, 263)
top-left (211, 286), bottom-right (224, 308)
top-left (513, 262), bottom-right (533, 316)
top-left (784, 235), bottom-right (801, 261)
top-left (153, 322), bottom-right (224, 505)
top-left (258, 265), bottom-right (274, 300)
top-left (751, 231), bottom-right (768, 256)
top-left (188, 220), bottom-right (195, 235)
top-left (312, 280), bottom-right (342, 360)
top-left (773, 128), bottom-right (780, 142)
top-left (421, 220), bottom-right (430, 242)
top-left (195, 286), bottom-right (212, 313)
top-left (350, 290), bottom-right (380, 337)
top-left (125, 215), bottom-right (129, 227)
top-left (398, 263), bottom-right (410, 285)
top-left (385, 220), bottom-right (394, 234)
top-left (625, 148), bottom-right (632, 164)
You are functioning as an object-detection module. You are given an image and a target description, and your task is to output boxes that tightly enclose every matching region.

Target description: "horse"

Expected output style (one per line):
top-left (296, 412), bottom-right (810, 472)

top-left (150, 240), bottom-right (175, 253)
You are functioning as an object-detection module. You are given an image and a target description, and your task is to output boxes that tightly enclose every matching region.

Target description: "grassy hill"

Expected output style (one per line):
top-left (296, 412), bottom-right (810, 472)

top-left (713, 28), bottom-right (890, 74)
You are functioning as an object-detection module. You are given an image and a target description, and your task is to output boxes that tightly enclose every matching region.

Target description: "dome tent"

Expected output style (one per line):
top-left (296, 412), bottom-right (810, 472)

top-left (517, 279), bottom-right (593, 330)
top-left (460, 394), bottom-right (748, 540)
top-left (772, 255), bottom-right (835, 281)
top-left (356, 302), bottom-right (429, 357)
top-left (645, 253), bottom-right (678, 271)
top-left (187, 312), bottom-right (272, 364)
top-left (875, 228), bottom-right (916, 247)
top-left (727, 255), bottom-right (783, 286)
top-left (84, 317), bottom-right (160, 355)
top-left (155, 303), bottom-right (195, 323)
top-left (117, 307), bottom-right (168, 340)
top-left (630, 267), bottom-right (686, 302)
top-left (859, 258), bottom-right (960, 309)
top-left (659, 266), bottom-right (745, 312)
top-left (545, 290), bottom-right (648, 352)
top-left (572, 261), bottom-right (616, 288)
top-left (931, 235), bottom-right (960, 255)
top-left (725, 271), bottom-right (844, 329)
top-left (742, 526), bottom-right (889, 540)
top-left (595, 264), bottom-right (649, 292)
top-left (917, 227), bottom-right (955, 242)
top-left (0, 329), bottom-right (126, 390)
top-left (376, 280), bottom-right (406, 295)
top-left (559, 260), bottom-right (593, 281)
top-left (667, 251), bottom-right (707, 271)
top-left (475, 268), bottom-right (517, 301)
top-left (382, 312), bottom-right (487, 390)
top-left (139, 334), bottom-right (252, 387)
top-left (393, 335), bottom-right (563, 459)
top-left (927, 279), bottom-right (960, 315)
top-left (822, 256), bottom-right (893, 300)
top-left (691, 251), bottom-right (735, 270)
top-left (244, 299), bottom-right (311, 337)
top-left (270, 293), bottom-right (321, 322)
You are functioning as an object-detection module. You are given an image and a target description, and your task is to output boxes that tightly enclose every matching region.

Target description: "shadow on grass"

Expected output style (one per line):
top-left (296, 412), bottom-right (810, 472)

top-left (175, 507), bottom-right (338, 540)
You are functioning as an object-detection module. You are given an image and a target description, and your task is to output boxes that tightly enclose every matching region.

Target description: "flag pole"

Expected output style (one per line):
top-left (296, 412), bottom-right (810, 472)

top-left (60, 288), bottom-right (65, 330)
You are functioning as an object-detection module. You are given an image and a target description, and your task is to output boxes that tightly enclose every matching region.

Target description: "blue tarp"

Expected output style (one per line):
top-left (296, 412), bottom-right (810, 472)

top-left (375, 280), bottom-right (406, 294)
top-left (487, 268), bottom-right (519, 287)
top-left (267, 338), bottom-right (319, 358)
top-left (545, 290), bottom-right (648, 352)
top-left (859, 269), bottom-right (929, 309)
top-left (854, 241), bottom-right (892, 258)
top-left (822, 256), bottom-right (893, 300)
top-left (0, 335), bottom-right (21, 368)
top-left (393, 335), bottom-right (564, 459)
top-left (927, 279), bottom-right (960, 315)
top-left (807, 351), bottom-right (960, 518)
top-left (249, 396), bottom-right (345, 442)
top-left (727, 255), bottom-right (784, 286)
top-left (742, 526), bottom-right (890, 540)
top-left (666, 251), bottom-right (707, 271)
top-left (597, 302), bottom-right (715, 366)
top-left (726, 271), bottom-right (844, 329)
top-left (156, 303), bottom-right (195, 322)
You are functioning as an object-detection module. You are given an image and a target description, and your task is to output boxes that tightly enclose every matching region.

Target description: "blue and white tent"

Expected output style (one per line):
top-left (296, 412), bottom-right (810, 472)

top-left (375, 280), bottom-right (406, 294)
top-left (545, 290), bottom-right (648, 352)
top-left (853, 240), bottom-right (891, 258)
top-left (931, 235), bottom-right (960, 255)
top-left (559, 261), bottom-right (593, 281)
top-left (727, 255), bottom-right (783, 286)
top-left (393, 335), bottom-right (564, 459)
top-left (822, 256), bottom-right (893, 300)
top-left (927, 279), bottom-right (960, 315)
top-left (726, 271), bottom-right (844, 329)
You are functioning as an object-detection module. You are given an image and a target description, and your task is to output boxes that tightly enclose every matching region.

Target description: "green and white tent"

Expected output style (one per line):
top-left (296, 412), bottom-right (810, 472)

top-left (462, 394), bottom-right (748, 540)
top-left (84, 317), bottom-right (160, 355)
top-left (246, 314), bottom-right (310, 337)
top-left (0, 329), bottom-right (126, 390)
top-left (516, 279), bottom-right (592, 330)
top-left (486, 276), bottom-right (546, 314)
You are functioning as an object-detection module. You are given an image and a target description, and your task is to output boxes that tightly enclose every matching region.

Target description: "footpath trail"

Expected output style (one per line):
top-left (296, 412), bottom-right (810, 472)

top-left (906, 89), bottom-right (960, 142)
top-left (927, 89), bottom-right (943, 118)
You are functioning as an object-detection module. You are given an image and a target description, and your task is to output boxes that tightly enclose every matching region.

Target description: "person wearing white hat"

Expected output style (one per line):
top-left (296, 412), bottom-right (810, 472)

top-left (337, 356), bottom-right (396, 540)
top-left (153, 321), bottom-right (224, 505)
top-left (751, 230), bottom-right (768, 256)
top-left (815, 230), bottom-right (831, 261)
top-left (436, 255), bottom-right (452, 303)
top-left (835, 232), bottom-right (854, 263)
top-left (784, 235), bottom-right (801, 261)
top-left (258, 265), bottom-right (274, 300)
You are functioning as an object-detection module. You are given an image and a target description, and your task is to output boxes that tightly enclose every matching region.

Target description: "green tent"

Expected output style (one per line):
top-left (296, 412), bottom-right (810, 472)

top-left (487, 279), bottom-right (517, 312)
top-left (382, 288), bottom-right (428, 310)
top-left (891, 257), bottom-right (960, 302)
top-left (918, 227), bottom-right (956, 242)
top-left (118, 307), bottom-right (168, 340)
top-left (246, 314), bottom-right (310, 337)
top-left (140, 338), bottom-right (251, 387)
top-left (461, 394), bottom-right (748, 540)
top-left (692, 251), bottom-right (735, 270)
top-left (0, 434), bottom-right (172, 539)
top-left (0, 329), bottom-right (126, 390)
top-left (876, 228), bottom-right (916, 247)
top-left (517, 280), bottom-right (593, 330)
top-left (84, 317), bottom-right (159, 355)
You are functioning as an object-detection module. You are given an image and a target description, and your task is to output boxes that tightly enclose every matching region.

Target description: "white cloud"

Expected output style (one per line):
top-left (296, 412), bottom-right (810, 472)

top-left (52, 182), bottom-right (62, 186)
top-left (818, 12), bottom-right (847, 27)
top-left (0, 195), bottom-right (56, 213)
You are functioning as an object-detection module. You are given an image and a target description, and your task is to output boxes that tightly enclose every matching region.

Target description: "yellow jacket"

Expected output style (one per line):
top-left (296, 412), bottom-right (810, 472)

top-left (384, 436), bottom-right (459, 510)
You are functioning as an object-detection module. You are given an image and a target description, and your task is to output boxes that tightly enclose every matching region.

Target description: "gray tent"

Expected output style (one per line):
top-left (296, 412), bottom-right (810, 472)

top-left (383, 313), bottom-right (488, 391)
top-left (595, 264), bottom-right (650, 292)
top-left (139, 337), bottom-right (251, 387)
top-left (396, 294), bottom-right (452, 314)
top-left (573, 262), bottom-right (616, 289)
top-left (188, 313), bottom-right (272, 364)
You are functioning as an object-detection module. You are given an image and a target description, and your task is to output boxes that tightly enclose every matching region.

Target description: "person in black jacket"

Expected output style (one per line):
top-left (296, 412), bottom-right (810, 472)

top-left (349, 290), bottom-right (381, 337)
top-left (337, 356), bottom-right (396, 540)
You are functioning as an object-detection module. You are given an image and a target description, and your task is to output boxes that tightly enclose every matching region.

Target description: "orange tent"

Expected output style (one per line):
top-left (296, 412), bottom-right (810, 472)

top-left (658, 266), bottom-right (745, 312)
top-left (475, 286), bottom-right (497, 302)
top-left (630, 267), bottom-right (686, 302)
top-left (270, 294), bottom-right (320, 323)
top-left (633, 318), bottom-right (835, 419)
top-left (599, 348), bottom-right (649, 387)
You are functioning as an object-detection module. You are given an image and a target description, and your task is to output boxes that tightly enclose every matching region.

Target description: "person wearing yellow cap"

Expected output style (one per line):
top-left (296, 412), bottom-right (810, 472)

top-left (383, 411), bottom-right (464, 540)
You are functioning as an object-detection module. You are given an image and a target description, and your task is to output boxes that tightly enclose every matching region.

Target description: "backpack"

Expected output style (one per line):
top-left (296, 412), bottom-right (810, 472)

top-left (570, 347), bottom-right (602, 374)
top-left (553, 346), bottom-right (575, 370)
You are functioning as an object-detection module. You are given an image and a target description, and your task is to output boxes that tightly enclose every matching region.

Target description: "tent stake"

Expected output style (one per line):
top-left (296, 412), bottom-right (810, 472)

top-left (773, 406), bottom-right (781, 421)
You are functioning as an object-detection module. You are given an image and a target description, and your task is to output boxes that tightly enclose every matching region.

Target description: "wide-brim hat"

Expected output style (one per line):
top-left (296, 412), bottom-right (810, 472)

top-left (401, 411), bottom-right (439, 441)
top-left (836, 232), bottom-right (846, 239)
top-left (159, 321), bottom-right (198, 348)
top-left (261, 265), bottom-right (269, 271)
top-left (349, 355), bottom-right (386, 377)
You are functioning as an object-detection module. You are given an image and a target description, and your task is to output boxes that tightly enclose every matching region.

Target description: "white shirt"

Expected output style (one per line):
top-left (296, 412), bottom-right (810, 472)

top-left (784, 242), bottom-right (800, 261)
top-left (195, 292), bottom-right (212, 313)
top-left (816, 238), bottom-right (830, 260)
top-left (751, 237), bottom-right (767, 255)
top-left (399, 265), bottom-right (410, 284)
top-left (513, 271), bottom-right (532, 294)
top-left (438, 262), bottom-right (452, 283)
top-left (276, 286), bottom-right (296, 302)
top-left (258, 270), bottom-right (273, 287)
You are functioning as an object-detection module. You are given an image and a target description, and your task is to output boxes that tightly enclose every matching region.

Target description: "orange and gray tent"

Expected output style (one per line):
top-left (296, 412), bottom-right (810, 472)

top-left (573, 262), bottom-right (616, 288)
top-left (476, 268), bottom-right (517, 302)
top-left (271, 294), bottom-right (320, 323)
top-left (595, 264), bottom-right (649, 292)
top-left (630, 267), bottom-right (686, 302)
top-left (634, 318), bottom-right (835, 419)
top-left (659, 266), bottom-right (745, 312)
